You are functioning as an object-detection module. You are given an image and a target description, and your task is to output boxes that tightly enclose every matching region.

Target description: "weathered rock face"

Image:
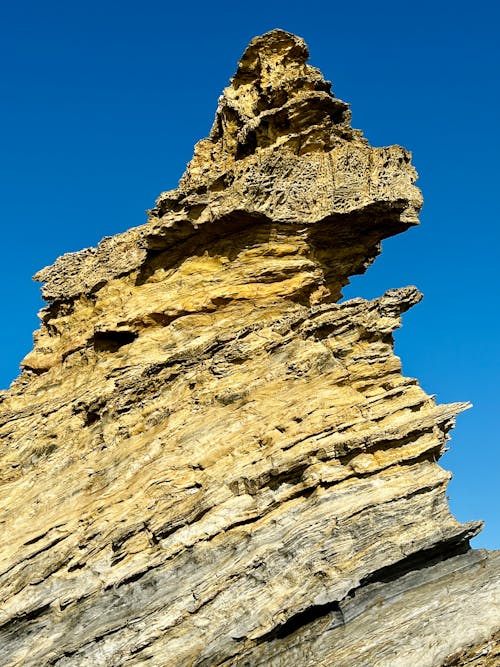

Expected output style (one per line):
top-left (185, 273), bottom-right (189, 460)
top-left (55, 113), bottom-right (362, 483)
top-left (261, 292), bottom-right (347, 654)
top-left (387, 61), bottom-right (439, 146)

top-left (0, 29), bottom-right (498, 666)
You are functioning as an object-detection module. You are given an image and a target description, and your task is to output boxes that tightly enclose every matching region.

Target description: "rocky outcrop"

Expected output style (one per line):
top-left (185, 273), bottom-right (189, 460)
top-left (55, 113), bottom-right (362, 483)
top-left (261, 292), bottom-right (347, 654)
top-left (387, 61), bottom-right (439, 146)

top-left (0, 29), bottom-right (498, 666)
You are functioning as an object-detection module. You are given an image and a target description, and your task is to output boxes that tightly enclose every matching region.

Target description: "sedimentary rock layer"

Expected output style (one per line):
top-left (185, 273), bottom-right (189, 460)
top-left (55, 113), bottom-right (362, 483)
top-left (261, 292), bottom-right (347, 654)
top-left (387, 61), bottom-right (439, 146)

top-left (0, 29), bottom-right (497, 666)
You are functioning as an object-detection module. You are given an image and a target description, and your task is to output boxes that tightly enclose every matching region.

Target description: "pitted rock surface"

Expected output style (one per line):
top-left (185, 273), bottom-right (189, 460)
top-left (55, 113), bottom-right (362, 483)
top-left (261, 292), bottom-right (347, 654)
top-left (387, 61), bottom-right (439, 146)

top-left (1, 29), bottom-right (498, 667)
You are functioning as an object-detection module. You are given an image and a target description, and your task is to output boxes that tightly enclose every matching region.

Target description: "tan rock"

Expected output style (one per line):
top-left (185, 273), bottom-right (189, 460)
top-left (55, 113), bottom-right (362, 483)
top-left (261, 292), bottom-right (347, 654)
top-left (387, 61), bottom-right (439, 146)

top-left (0, 29), bottom-right (497, 666)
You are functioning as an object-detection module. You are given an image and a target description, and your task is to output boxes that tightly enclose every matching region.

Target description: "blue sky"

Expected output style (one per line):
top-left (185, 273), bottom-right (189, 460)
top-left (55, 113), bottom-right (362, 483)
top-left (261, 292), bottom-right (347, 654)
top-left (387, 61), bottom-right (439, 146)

top-left (1, 0), bottom-right (498, 548)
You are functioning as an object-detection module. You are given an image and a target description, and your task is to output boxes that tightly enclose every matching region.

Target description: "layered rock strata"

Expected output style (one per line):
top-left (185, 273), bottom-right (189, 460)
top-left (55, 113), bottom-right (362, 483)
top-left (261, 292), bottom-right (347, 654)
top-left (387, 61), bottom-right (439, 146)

top-left (0, 29), bottom-right (498, 666)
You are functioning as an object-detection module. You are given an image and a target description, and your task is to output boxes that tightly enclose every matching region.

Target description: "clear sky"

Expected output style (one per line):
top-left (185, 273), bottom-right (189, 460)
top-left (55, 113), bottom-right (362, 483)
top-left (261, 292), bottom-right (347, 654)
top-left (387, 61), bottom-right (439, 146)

top-left (1, 0), bottom-right (498, 548)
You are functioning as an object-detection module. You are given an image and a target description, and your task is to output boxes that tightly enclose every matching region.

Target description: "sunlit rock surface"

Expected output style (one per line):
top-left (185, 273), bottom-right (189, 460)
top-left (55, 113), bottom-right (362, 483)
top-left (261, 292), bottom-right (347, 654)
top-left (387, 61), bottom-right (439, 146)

top-left (0, 29), bottom-right (498, 666)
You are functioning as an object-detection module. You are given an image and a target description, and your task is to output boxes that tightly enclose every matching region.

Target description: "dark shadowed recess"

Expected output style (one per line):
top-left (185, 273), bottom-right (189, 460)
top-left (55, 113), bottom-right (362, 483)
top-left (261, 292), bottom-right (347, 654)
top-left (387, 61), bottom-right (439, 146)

top-left (141, 202), bottom-right (412, 303)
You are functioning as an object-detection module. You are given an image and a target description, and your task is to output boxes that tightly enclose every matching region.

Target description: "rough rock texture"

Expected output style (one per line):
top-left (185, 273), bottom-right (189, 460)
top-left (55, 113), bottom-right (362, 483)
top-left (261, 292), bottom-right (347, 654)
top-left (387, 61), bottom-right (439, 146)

top-left (0, 29), bottom-right (498, 666)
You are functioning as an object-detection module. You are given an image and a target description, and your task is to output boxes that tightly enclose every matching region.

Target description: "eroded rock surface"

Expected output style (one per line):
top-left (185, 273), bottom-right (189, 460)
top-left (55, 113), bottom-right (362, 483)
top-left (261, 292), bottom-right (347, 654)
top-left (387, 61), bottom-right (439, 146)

top-left (0, 29), bottom-right (498, 666)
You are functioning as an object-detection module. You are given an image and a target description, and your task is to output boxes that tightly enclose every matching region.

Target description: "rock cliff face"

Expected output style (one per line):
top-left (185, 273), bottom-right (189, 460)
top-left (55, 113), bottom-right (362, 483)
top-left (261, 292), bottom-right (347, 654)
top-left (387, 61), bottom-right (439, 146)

top-left (0, 29), bottom-right (498, 666)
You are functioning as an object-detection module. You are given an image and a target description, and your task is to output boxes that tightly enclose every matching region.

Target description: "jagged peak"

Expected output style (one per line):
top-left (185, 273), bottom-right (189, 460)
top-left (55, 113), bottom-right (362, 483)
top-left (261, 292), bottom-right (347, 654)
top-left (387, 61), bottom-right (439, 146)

top-left (177, 29), bottom-right (357, 193)
top-left (234, 29), bottom-right (310, 83)
top-left (34, 30), bottom-right (421, 305)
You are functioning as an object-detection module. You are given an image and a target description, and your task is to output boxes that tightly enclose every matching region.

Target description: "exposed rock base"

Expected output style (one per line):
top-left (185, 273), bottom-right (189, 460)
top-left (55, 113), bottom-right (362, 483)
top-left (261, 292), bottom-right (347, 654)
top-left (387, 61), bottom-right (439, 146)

top-left (0, 29), bottom-right (498, 666)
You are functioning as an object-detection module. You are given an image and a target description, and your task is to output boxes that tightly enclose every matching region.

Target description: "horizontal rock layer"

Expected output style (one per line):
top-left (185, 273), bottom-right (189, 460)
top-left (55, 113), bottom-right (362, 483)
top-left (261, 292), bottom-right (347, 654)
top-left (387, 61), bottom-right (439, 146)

top-left (0, 29), bottom-right (497, 666)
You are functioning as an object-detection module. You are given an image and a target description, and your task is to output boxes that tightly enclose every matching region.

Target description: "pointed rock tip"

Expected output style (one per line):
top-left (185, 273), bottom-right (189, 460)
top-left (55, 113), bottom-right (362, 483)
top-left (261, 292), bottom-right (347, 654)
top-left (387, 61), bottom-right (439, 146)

top-left (237, 29), bottom-right (309, 72)
top-left (173, 27), bottom-right (355, 195)
top-left (232, 28), bottom-right (313, 89)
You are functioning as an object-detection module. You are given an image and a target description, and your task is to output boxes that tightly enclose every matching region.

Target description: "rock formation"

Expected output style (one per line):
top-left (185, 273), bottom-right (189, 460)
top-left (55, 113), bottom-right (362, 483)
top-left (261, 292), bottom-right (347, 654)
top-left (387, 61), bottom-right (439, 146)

top-left (0, 29), bottom-right (498, 666)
